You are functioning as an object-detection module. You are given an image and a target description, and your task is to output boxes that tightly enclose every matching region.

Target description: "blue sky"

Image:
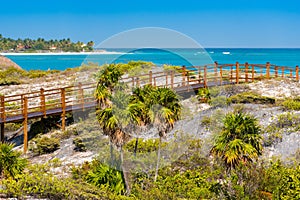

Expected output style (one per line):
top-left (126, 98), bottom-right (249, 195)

top-left (1, 0), bottom-right (300, 47)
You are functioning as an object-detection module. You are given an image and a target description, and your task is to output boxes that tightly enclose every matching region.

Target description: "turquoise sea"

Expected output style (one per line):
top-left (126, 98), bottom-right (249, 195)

top-left (5, 48), bottom-right (300, 71)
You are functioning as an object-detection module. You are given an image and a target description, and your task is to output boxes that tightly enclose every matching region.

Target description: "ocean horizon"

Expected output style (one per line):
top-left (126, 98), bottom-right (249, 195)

top-left (4, 48), bottom-right (300, 71)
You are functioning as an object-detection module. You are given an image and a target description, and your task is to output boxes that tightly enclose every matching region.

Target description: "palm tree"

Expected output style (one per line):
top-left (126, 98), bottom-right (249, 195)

top-left (0, 143), bottom-right (27, 178)
top-left (95, 64), bottom-right (139, 195)
top-left (152, 87), bottom-right (181, 181)
top-left (210, 112), bottom-right (262, 170)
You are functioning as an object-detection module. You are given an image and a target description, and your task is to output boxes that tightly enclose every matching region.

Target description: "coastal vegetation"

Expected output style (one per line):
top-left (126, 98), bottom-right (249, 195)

top-left (0, 62), bottom-right (300, 199)
top-left (0, 34), bottom-right (94, 52)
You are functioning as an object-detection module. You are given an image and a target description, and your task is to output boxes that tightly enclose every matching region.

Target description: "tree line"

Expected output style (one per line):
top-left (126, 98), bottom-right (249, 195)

top-left (0, 34), bottom-right (94, 52)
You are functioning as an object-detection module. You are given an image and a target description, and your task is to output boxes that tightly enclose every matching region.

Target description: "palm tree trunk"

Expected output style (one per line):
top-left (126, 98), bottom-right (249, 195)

top-left (110, 142), bottom-right (115, 166)
top-left (120, 145), bottom-right (131, 195)
top-left (154, 137), bottom-right (162, 182)
top-left (134, 137), bottom-right (139, 157)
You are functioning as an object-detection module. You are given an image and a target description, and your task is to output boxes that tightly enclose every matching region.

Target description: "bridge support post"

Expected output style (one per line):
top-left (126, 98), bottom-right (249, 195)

top-left (214, 61), bottom-right (218, 83)
top-left (61, 88), bottom-right (66, 131)
top-left (0, 96), bottom-right (4, 142)
top-left (296, 66), bottom-right (299, 81)
top-left (23, 96), bottom-right (28, 153)
top-left (182, 65), bottom-right (187, 86)
top-left (40, 88), bottom-right (46, 117)
top-left (266, 62), bottom-right (270, 79)
top-left (149, 71), bottom-right (153, 85)
top-left (245, 62), bottom-right (249, 83)
top-left (171, 71), bottom-right (174, 89)
top-left (220, 66), bottom-right (223, 85)
top-left (204, 66), bottom-right (207, 88)
top-left (166, 72), bottom-right (168, 86)
top-left (236, 62), bottom-right (239, 84)
top-left (1, 123), bottom-right (4, 143)
top-left (275, 66), bottom-right (278, 78)
top-left (252, 65), bottom-right (255, 82)
top-left (78, 83), bottom-right (84, 111)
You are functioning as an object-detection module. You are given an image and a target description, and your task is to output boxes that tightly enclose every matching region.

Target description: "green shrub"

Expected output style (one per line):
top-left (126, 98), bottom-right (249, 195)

top-left (277, 112), bottom-right (299, 128)
top-left (85, 162), bottom-right (125, 195)
top-left (4, 122), bottom-right (23, 131)
top-left (0, 162), bottom-right (115, 199)
top-left (30, 135), bottom-right (60, 155)
top-left (227, 92), bottom-right (275, 104)
top-left (0, 143), bottom-right (27, 178)
top-left (73, 137), bottom-right (87, 152)
top-left (124, 138), bottom-right (167, 153)
top-left (208, 96), bottom-right (228, 108)
top-left (197, 87), bottom-right (211, 103)
top-left (282, 98), bottom-right (300, 110)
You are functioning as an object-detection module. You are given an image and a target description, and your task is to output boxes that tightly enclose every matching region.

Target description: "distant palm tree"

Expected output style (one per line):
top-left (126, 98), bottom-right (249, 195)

top-left (210, 112), bottom-right (262, 169)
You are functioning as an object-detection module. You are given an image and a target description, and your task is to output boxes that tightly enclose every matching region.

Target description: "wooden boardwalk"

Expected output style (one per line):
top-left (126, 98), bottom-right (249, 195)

top-left (1, 62), bottom-right (299, 152)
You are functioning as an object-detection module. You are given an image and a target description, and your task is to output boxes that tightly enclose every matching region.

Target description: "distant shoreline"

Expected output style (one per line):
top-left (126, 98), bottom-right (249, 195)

top-left (0, 51), bottom-right (126, 56)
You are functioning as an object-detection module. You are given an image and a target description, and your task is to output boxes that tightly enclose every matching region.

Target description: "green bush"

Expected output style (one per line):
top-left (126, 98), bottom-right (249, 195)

top-left (73, 137), bottom-right (87, 152)
top-left (208, 96), bottom-right (228, 108)
top-left (227, 92), bottom-right (275, 104)
top-left (4, 122), bottom-right (23, 131)
top-left (282, 98), bottom-right (300, 110)
top-left (85, 162), bottom-right (125, 195)
top-left (124, 138), bottom-right (167, 153)
top-left (0, 162), bottom-right (116, 199)
top-left (0, 143), bottom-right (27, 178)
top-left (30, 135), bottom-right (60, 155)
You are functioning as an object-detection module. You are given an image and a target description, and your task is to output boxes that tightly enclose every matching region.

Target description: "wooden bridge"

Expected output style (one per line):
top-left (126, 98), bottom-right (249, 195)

top-left (1, 62), bottom-right (299, 152)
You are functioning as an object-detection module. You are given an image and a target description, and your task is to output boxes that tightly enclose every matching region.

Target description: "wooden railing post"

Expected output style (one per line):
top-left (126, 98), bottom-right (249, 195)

top-left (149, 71), bottom-right (153, 85)
top-left (198, 66), bottom-right (201, 83)
top-left (154, 77), bottom-right (156, 87)
top-left (266, 62), bottom-right (270, 79)
top-left (0, 96), bottom-right (4, 142)
top-left (78, 83), bottom-right (84, 111)
top-left (136, 77), bottom-right (140, 87)
top-left (182, 65), bottom-right (186, 86)
top-left (23, 96), bottom-right (28, 153)
top-left (171, 71), bottom-right (174, 89)
top-left (236, 62), bottom-right (239, 84)
top-left (187, 73), bottom-right (190, 92)
top-left (245, 62), bottom-right (249, 82)
top-left (230, 65), bottom-right (233, 83)
top-left (290, 69), bottom-right (293, 78)
top-left (166, 72), bottom-right (168, 86)
top-left (252, 65), bottom-right (255, 82)
top-left (0, 123), bottom-right (4, 143)
top-left (282, 67), bottom-right (285, 78)
top-left (0, 95), bottom-right (5, 122)
top-left (132, 77), bottom-right (135, 87)
top-left (296, 66), bottom-right (299, 81)
top-left (61, 88), bottom-right (66, 131)
top-left (220, 66), bottom-right (223, 85)
top-left (40, 88), bottom-right (46, 117)
top-left (275, 66), bottom-right (278, 78)
top-left (214, 61), bottom-right (218, 82)
top-left (204, 66), bottom-right (207, 88)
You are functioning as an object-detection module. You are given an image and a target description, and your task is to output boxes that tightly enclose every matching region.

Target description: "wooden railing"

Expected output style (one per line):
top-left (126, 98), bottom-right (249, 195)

top-left (1, 62), bottom-right (299, 152)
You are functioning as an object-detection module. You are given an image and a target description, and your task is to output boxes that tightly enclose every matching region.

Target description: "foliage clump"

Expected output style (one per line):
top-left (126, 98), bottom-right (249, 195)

top-left (282, 98), bottom-right (300, 110)
top-left (30, 135), bottom-right (60, 155)
top-left (0, 143), bottom-right (27, 178)
top-left (227, 91), bottom-right (275, 104)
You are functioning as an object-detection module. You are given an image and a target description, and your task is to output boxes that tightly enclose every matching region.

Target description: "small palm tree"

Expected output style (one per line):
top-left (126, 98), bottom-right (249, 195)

top-left (152, 87), bottom-right (181, 181)
top-left (0, 143), bottom-right (27, 178)
top-left (210, 112), bottom-right (262, 169)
